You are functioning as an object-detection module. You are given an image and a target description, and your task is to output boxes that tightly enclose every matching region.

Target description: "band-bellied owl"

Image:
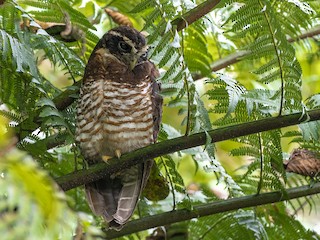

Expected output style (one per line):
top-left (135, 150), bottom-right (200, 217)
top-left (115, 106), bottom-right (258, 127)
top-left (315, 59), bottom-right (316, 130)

top-left (75, 26), bottom-right (162, 230)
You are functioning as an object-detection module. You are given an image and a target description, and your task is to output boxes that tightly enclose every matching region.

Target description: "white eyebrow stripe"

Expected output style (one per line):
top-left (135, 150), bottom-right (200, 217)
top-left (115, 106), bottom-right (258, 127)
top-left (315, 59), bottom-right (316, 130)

top-left (108, 30), bottom-right (136, 49)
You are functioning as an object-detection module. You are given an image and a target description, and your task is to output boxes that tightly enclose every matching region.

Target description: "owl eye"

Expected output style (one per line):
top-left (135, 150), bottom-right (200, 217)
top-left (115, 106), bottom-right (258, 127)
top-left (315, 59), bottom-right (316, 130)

top-left (140, 52), bottom-right (148, 60)
top-left (118, 41), bottom-right (131, 53)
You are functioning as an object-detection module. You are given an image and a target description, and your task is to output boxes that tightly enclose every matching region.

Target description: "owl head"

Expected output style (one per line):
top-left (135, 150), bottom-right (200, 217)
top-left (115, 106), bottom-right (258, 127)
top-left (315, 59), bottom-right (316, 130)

top-left (99, 26), bottom-right (149, 70)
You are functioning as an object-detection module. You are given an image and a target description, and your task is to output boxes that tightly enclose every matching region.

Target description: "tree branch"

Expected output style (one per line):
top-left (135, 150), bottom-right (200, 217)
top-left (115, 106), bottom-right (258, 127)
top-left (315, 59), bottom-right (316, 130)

top-left (104, 182), bottom-right (320, 239)
top-left (53, 81), bottom-right (81, 110)
top-left (287, 25), bottom-right (320, 43)
top-left (56, 109), bottom-right (320, 191)
top-left (210, 50), bottom-right (249, 72)
top-left (192, 25), bottom-right (320, 79)
top-left (172, 0), bottom-right (221, 32)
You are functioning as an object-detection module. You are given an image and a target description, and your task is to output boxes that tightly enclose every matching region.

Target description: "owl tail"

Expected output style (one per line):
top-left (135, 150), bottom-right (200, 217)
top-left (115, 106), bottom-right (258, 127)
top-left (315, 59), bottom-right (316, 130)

top-left (85, 160), bottom-right (153, 230)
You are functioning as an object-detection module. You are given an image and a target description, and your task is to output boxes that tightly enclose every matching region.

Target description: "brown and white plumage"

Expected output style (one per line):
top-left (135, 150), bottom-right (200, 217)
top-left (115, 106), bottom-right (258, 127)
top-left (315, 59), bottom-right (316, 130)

top-left (75, 26), bottom-right (162, 230)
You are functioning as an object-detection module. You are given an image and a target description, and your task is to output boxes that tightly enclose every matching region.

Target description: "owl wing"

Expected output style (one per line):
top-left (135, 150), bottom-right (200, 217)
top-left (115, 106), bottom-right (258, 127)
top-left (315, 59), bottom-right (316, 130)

top-left (140, 62), bottom-right (162, 192)
top-left (150, 62), bottom-right (162, 143)
top-left (75, 47), bottom-right (115, 164)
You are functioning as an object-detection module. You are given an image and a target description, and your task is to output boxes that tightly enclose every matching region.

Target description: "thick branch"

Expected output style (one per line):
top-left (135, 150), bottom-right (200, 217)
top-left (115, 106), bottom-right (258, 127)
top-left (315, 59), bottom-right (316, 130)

top-left (287, 25), bottom-right (320, 42)
top-left (56, 109), bottom-right (320, 191)
top-left (53, 81), bottom-right (81, 110)
top-left (104, 182), bottom-right (320, 239)
top-left (210, 50), bottom-right (249, 72)
top-left (172, 0), bottom-right (221, 32)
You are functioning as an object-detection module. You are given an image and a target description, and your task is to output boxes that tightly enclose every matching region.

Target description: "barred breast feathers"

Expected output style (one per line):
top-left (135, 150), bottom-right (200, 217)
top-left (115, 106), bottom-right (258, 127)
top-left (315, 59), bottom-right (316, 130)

top-left (75, 67), bottom-right (155, 162)
top-left (102, 80), bottom-right (154, 153)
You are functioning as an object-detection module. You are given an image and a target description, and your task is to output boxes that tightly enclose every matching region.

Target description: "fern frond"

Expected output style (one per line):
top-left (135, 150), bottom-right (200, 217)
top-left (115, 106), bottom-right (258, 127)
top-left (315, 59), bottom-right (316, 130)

top-left (143, 9), bottom-right (162, 30)
top-left (200, 150), bottom-right (244, 197)
top-left (230, 126), bottom-right (286, 194)
top-left (147, 18), bottom-right (167, 43)
top-left (130, 0), bottom-right (156, 13)
top-left (0, 29), bottom-right (38, 77)
top-left (285, 174), bottom-right (317, 215)
top-left (299, 121), bottom-right (320, 142)
top-left (31, 33), bottom-right (85, 80)
top-left (231, 146), bottom-right (260, 158)
top-left (190, 210), bottom-right (267, 240)
top-left (0, 2), bottom-right (17, 33)
top-left (28, 10), bottom-right (63, 23)
top-left (150, 31), bottom-right (172, 56)
top-left (184, 21), bottom-right (213, 76)
top-left (161, 155), bottom-right (186, 195)
top-left (224, 0), bottom-right (315, 114)
top-left (207, 75), bottom-right (246, 117)
top-left (260, 203), bottom-right (319, 239)
top-left (58, 1), bottom-right (94, 30)
top-left (0, 110), bottom-right (23, 123)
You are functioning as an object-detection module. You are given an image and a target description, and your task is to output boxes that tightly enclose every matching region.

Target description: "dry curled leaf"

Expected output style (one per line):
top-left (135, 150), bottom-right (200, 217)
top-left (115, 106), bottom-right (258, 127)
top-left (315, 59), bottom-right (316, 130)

top-left (59, 13), bottom-right (85, 43)
top-left (20, 19), bottom-right (65, 34)
top-left (20, 14), bottom-right (84, 43)
top-left (284, 149), bottom-right (320, 178)
top-left (105, 8), bottom-right (133, 27)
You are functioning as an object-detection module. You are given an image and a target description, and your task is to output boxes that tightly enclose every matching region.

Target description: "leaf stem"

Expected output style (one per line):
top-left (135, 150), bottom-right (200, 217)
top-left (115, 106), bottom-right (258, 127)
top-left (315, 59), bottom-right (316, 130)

top-left (258, 0), bottom-right (285, 116)
top-left (257, 132), bottom-right (263, 194)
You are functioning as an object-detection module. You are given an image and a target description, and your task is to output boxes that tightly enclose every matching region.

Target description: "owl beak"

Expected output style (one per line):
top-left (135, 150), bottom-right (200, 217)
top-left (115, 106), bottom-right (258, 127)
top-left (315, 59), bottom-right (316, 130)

top-left (130, 57), bottom-right (138, 71)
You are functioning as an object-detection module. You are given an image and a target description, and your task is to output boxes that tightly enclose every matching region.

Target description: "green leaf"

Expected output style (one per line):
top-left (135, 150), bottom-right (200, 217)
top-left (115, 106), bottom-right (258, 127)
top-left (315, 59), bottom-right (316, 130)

top-left (39, 107), bottom-right (63, 118)
top-left (0, 150), bottom-right (77, 239)
top-left (36, 98), bottom-right (57, 108)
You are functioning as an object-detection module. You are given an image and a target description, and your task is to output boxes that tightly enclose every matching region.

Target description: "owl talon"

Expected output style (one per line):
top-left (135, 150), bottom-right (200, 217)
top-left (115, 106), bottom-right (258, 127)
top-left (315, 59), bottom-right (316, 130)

top-left (115, 149), bottom-right (122, 159)
top-left (102, 150), bottom-right (121, 162)
top-left (102, 155), bottom-right (112, 163)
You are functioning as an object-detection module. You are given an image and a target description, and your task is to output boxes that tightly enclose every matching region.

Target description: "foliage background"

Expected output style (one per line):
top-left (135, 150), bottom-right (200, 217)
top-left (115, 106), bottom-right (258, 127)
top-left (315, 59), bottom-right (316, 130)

top-left (1, 0), bottom-right (320, 239)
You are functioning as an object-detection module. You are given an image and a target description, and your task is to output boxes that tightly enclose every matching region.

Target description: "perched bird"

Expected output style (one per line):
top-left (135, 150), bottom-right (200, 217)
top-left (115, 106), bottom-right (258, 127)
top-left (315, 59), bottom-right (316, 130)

top-left (75, 26), bottom-right (162, 230)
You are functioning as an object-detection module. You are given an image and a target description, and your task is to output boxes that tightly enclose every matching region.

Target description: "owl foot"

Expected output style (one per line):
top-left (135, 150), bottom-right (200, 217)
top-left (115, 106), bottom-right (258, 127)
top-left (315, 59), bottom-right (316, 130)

top-left (102, 155), bottom-right (112, 163)
top-left (101, 149), bottom-right (121, 162)
top-left (115, 149), bottom-right (122, 158)
top-left (101, 150), bottom-right (121, 162)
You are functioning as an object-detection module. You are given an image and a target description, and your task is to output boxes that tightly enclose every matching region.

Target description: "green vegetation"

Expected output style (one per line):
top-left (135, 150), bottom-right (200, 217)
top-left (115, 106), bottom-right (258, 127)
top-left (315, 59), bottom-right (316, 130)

top-left (1, 0), bottom-right (320, 239)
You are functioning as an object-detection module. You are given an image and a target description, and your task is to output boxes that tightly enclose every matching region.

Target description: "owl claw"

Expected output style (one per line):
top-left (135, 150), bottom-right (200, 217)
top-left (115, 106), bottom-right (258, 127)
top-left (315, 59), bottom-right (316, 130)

top-left (115, 149), bottom-right (122, 159)
top-left (102, 150), bottom-right (121, 162)
top-left (102, 155), bottom-right (112, 163)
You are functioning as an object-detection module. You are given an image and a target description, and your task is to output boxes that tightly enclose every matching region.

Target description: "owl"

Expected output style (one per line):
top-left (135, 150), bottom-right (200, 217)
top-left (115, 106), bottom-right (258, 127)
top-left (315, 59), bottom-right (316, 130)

top-left (75, 26), bottom-right (162, 230)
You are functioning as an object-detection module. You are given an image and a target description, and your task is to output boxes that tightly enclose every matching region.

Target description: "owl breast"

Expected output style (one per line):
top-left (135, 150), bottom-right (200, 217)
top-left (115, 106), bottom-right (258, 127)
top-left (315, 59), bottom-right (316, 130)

top-left (76, 78), bottom-right (154, 163)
